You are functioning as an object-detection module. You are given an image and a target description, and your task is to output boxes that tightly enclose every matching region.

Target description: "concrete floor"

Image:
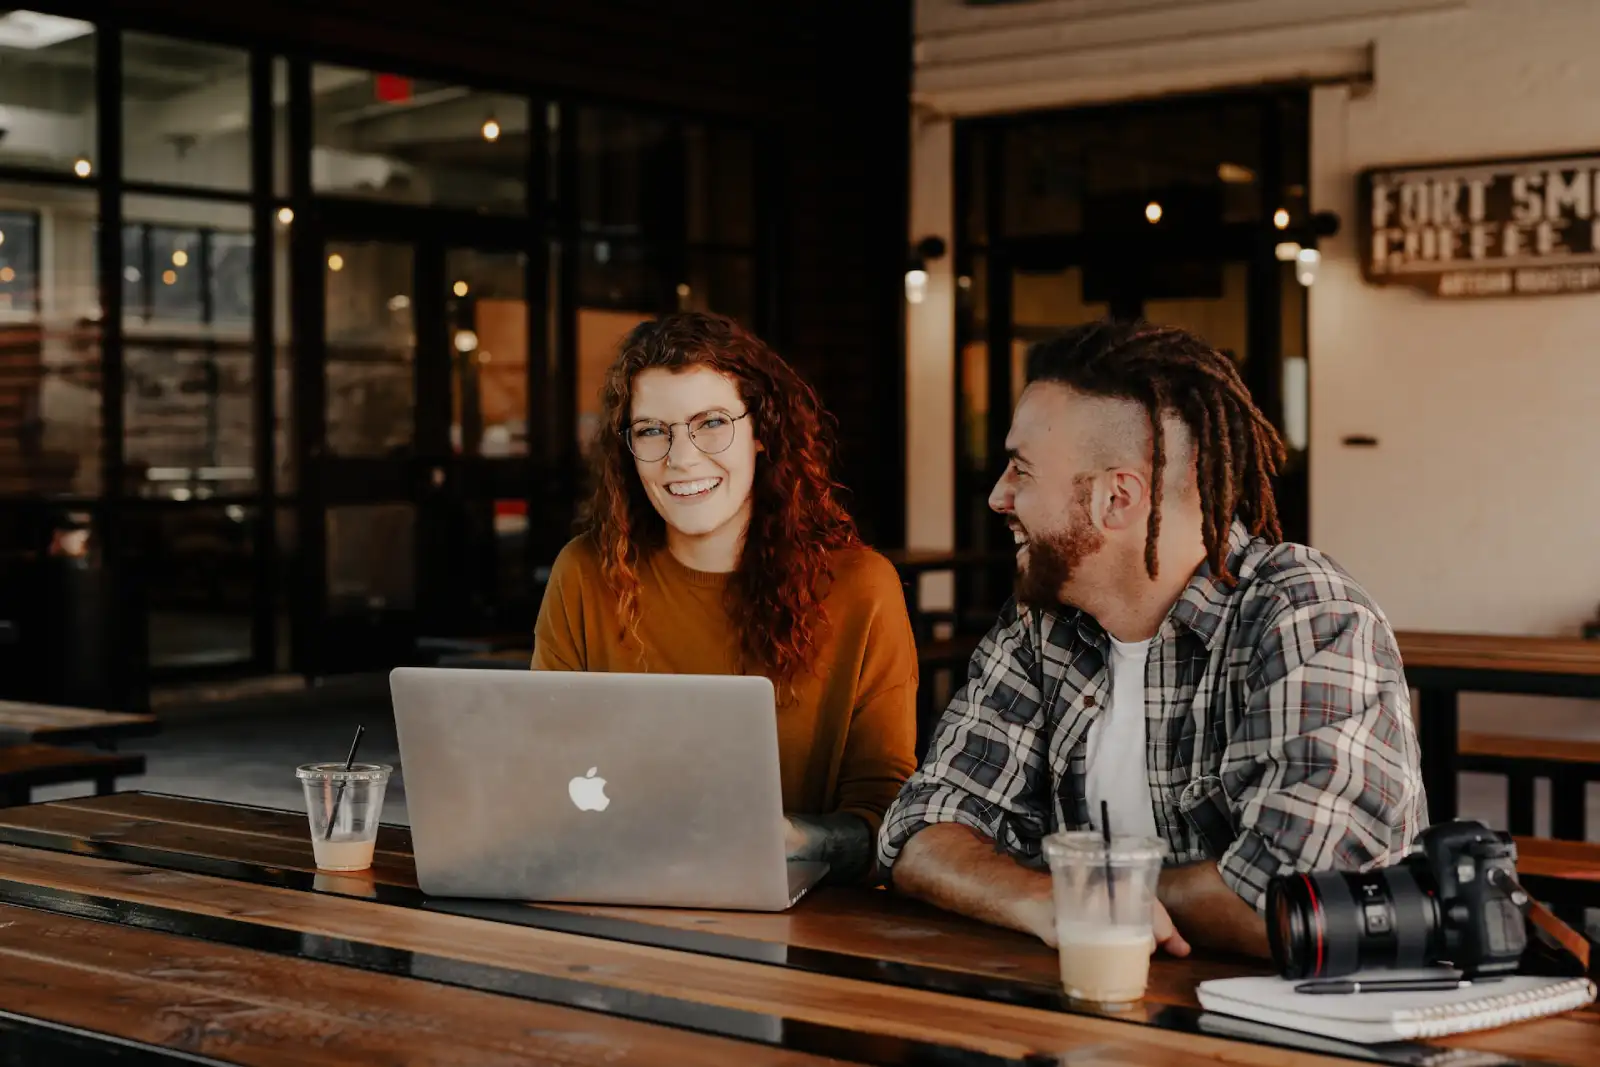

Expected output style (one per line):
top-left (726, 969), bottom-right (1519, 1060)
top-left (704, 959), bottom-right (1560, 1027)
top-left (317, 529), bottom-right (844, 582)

top-left (36, 675), bottom-right (412, 824)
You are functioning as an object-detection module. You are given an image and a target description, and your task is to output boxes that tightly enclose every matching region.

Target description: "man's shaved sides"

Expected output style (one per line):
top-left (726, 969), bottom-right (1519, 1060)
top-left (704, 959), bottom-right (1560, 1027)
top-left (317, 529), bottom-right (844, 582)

top-left (1058, 387), bottom-right (1198, 502)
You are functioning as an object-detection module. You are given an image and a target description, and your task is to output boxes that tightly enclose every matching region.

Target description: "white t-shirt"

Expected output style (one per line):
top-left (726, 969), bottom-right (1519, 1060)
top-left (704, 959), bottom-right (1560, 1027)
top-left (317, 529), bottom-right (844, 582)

top-left (1084, 635), bottom-right (1161, 840)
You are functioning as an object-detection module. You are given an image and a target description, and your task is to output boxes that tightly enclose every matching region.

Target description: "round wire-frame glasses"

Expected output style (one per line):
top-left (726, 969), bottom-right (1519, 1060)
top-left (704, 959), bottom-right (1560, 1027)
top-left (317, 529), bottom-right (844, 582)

top-left (623, 409), bottom-right (751, 462)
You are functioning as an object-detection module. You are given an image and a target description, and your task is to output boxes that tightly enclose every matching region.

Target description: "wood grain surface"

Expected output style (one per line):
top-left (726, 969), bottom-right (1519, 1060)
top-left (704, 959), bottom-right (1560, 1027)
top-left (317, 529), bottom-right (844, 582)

top-left (1396, 632), bottom-right (1600, 677)
top-left (0, 794), bottom-right (1593, 1066)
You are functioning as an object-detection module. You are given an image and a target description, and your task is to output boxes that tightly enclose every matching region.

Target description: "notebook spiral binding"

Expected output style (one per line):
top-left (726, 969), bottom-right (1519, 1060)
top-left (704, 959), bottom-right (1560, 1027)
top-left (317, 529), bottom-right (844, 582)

top-left (1401, 978), bottom-right (1597, 1039)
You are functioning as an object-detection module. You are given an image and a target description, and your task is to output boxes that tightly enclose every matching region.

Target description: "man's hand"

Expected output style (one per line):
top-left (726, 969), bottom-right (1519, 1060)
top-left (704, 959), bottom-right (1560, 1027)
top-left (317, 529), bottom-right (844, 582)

top-left (1152, 899), bottom-right (1191, 957)
top-left (1158, 861), bottom-right (1270, 959)
top-left (892, 825), bottom-right (1194, 957)
top-left (893, 824), bottom-right (1058, 941)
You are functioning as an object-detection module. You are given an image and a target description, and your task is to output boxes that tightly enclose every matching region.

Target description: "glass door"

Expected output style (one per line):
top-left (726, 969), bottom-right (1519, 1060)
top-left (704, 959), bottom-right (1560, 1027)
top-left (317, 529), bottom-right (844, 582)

top-left (297, 210), bottom-right (542, 676)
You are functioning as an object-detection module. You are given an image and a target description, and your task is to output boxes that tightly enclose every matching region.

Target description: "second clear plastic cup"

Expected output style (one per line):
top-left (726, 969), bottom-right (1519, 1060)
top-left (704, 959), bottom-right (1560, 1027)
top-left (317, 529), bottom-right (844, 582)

top-left (296, 762), bottom-right (392, 871)
top-left (1043, 831), bottom-right (1167, 1007)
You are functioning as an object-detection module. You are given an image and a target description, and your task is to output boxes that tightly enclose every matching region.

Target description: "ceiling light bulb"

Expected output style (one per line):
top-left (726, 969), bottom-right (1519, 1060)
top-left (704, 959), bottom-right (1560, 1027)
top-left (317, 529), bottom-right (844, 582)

top-left (482, 118), bottom-right (501, 142)
top-left (1145, 201), bottom-right (1163, 223)
top-left (1274, 208), bottom-right (1291, 229)
top-left (73, 158), bottom-right (91, 178)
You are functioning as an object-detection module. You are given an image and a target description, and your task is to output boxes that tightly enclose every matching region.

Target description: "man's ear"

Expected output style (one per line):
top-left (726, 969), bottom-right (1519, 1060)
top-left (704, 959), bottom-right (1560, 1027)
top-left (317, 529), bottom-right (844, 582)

top-left (1101, 468), bottom-right (1150, 532)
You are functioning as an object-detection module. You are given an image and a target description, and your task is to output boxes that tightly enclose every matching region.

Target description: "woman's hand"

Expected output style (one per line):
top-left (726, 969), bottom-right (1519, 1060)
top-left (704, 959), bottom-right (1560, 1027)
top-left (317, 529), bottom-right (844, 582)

top-left (782, 814), bottom-right (875, 882)
top-left (784, 817), bottom-right (808, 859)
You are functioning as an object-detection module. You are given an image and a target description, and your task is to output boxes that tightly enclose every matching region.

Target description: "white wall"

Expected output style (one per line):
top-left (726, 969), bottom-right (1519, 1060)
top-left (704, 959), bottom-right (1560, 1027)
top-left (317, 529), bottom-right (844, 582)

top-left (906, 0), bottom-right (1600, 748)
top-left (1308, 1), bottom-right (1600, 638)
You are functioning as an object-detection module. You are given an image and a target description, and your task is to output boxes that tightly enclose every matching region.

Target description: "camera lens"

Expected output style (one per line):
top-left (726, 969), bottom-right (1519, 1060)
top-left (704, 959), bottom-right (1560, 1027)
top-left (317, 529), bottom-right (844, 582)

top-left (1266, 862), bottom-right (1440, 979)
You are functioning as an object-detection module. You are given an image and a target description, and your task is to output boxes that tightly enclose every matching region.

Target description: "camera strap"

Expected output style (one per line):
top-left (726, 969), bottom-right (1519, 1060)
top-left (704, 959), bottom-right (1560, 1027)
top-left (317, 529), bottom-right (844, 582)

top-left (1497, 869), bottom-right (1593, 976)
top-left (1524, 895), bottom-right (1592, 973)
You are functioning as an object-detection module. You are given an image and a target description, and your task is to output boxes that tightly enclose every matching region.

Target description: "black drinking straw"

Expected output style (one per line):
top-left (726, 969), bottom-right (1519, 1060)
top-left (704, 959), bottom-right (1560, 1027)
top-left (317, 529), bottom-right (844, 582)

top-left (322, 724), bottom-right (365, 840)
top-left (1100, 799), bottom-right (1116, 924)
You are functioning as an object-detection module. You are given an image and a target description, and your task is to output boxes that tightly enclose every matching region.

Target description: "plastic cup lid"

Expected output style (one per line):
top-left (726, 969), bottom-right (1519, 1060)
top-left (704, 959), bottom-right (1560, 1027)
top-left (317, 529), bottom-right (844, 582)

top-left (295, 761), bottom-right (392, 782)
top-left (1042, 830), bottom-right (1166, 865)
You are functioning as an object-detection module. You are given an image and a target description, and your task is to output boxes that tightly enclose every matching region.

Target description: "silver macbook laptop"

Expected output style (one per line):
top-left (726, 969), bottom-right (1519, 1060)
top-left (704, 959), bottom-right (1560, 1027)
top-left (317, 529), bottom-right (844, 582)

top-left (389, 666), bottom-right (827, 911)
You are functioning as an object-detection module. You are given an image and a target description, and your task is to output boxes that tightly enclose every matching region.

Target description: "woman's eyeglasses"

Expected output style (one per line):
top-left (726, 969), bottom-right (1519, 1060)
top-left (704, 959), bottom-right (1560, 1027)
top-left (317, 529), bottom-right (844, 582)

top-left (623, 409), bottom-right (750, 462)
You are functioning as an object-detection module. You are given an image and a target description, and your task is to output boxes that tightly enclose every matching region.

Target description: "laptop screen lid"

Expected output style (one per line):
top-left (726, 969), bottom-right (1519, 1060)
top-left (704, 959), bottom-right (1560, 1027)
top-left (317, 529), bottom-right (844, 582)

top-left (390, 667), bottom-right (795, 908)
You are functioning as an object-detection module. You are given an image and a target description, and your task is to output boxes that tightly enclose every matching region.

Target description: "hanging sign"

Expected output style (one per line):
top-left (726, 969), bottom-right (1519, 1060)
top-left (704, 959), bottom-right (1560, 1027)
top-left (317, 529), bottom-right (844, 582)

top-left (1359, 151), bottom-right (1600, 297)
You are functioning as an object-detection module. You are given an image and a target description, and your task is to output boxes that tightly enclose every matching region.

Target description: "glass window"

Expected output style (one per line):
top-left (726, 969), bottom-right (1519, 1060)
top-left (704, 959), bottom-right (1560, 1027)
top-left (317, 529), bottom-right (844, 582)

top-left (148, 226), bottom-right (204, 322)
top-left (579, 240), bottom-right (667, 312)
top-left (327, 503), bottom-right (415, 613)
top-left (273, 213), bottom-right (291, 491)
top-left (272, 59), bottom-right (289, 198)
top-left (686, 124), bottom-right (753, 247)
top-left (122, 196), bottom-right (254, 498)
top-left (1000, 97), bottom-right (1266, 238)
top-left (133, 505), bottom-right (256, 669)
top-left (312, 66), bottom-right (528, 214)
top-left (578, 108), bottom-right (677, 240)
top-left (210, 231), bottom-right (252, 326)
top-left (324, 240), bottom-right (414, 458)
top-left (122, 34), bottom-right (250, 192)
top-left (0, 12), bottom-right (97, 178)
top-left (682, 252), bottom-right (754, 326)
top-left (960, 124), bottom-right (989, 247)
top-left (445, 248), bottom-right (528, 457)
top-left (1142, 261), bottom-right (1249, 368)
top-left (0, 211), bottom-right (41, 314)
top-left (576, 308), bottom-right (649, 458)
top-left (0, 182), bottom-right (100, 497)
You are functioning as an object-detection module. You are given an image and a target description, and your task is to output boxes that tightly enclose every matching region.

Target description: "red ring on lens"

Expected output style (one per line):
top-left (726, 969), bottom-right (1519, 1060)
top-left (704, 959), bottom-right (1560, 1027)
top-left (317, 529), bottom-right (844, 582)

top-left (1300, 873), bottom-right (1325, 976)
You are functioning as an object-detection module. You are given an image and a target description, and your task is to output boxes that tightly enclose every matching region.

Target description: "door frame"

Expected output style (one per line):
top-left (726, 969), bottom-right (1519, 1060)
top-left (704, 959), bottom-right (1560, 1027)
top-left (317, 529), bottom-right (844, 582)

top-left (290, 199), bottom-right (549, 677)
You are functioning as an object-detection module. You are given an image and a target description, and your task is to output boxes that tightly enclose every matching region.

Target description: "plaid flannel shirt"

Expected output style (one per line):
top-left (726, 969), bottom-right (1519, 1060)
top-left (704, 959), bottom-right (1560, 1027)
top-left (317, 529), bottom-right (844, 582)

top-left (877, 520), bottom-right (1427, 912)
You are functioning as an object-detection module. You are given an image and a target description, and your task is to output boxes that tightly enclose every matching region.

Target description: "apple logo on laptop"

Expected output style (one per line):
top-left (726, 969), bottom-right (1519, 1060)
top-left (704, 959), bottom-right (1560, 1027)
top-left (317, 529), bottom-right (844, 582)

top-left (568, 767), bottom-right (610, 812)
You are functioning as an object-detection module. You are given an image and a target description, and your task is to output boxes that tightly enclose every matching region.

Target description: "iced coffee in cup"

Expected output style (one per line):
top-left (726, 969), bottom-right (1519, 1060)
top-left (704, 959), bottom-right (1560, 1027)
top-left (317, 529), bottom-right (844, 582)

top-left (296, 762), bottom-right (392, 871)
top-left (1042, 831), bottom-right (1166, 1008)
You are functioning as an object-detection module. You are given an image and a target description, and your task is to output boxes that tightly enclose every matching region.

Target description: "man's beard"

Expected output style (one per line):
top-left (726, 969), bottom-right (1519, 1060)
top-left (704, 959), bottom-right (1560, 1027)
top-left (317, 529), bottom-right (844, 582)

top-left (1014, 501), bottom-right (1104, 610)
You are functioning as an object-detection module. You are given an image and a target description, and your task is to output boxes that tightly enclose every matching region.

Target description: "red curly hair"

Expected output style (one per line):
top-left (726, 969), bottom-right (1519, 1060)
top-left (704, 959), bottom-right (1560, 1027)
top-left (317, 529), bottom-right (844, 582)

top-left (586, 311), bottom-right (860, 689)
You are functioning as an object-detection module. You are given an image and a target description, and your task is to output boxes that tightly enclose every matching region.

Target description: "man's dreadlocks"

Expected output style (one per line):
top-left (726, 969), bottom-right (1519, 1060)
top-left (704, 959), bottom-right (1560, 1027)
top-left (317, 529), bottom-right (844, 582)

top-left (1024, 318), bottom-right (1287, 585)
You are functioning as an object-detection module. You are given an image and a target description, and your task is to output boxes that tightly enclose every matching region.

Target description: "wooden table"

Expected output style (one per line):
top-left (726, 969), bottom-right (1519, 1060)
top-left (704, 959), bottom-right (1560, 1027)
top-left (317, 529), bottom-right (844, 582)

top-left (0, 700), bottom-right (158, 747)
top-left (0, 793), bottom-right (1587, 1066)
top-left (882, 548), bottom-right (1015, 577)
top-left (1396, 631), bottom-right (1600, 826)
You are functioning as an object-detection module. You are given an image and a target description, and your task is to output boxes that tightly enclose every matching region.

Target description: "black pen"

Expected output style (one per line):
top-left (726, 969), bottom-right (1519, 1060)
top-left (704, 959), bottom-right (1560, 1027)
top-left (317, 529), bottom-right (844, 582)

top-left (1295, 977), bottom-right (1484, 995)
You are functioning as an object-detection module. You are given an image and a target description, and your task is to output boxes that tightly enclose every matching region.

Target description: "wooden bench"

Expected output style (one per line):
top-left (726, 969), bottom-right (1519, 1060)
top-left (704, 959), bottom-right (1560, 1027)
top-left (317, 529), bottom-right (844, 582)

top-left (0, 701), bottom-right (158, 749)
top-left (1397, 630), bottom-right (1600, 827)
top-left (0, 743), bottom-right (146, 807)
top-left (1458, 732), bottom-right (1600, 841)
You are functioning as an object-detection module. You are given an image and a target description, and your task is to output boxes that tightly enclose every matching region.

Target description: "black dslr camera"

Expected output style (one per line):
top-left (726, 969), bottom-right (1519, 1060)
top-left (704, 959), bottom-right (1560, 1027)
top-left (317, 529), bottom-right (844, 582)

top-left (1265, 820), bottom-right (1529, 980)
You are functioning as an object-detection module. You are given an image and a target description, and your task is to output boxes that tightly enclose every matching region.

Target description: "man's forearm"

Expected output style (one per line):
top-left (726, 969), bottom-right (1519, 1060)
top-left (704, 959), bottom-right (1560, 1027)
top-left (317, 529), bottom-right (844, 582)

top-left (788, 813), bottom-right (875, 884)
top-left (1159, 861), bottom-right (1270, 959)
top-left (890, 824), bottom-right (1055, 944)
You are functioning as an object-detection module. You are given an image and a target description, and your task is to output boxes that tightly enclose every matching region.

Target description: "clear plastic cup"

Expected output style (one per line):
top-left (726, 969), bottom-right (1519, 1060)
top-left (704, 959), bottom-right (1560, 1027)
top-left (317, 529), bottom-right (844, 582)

top-left (1042, 831), bottom-right (1167, 1007)
top-left (296, 762), bottom-right (392, 871)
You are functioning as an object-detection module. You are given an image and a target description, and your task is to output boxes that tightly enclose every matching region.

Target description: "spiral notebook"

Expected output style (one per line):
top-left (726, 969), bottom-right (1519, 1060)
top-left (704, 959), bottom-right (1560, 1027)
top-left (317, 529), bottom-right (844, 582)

top-left (1196, 968), bottom-right (1596, 1044)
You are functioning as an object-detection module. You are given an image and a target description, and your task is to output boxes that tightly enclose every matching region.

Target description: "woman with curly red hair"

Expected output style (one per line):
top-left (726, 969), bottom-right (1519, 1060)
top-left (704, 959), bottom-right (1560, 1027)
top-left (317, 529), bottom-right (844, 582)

top-left (532, 310), bottom-right (917, 883)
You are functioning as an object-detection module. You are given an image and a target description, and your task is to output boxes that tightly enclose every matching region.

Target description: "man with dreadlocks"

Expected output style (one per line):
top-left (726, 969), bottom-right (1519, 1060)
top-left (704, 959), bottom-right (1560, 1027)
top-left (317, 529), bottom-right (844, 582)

top-left (877, 319), bottom-right (1426, 959)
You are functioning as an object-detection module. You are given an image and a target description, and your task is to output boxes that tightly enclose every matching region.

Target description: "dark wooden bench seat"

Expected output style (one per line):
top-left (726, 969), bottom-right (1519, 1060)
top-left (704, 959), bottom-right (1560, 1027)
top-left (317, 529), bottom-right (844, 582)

top-left (1458, 732), bottom-right (1600, 840)
top-left (0, 743), bottom-right (146, 807)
